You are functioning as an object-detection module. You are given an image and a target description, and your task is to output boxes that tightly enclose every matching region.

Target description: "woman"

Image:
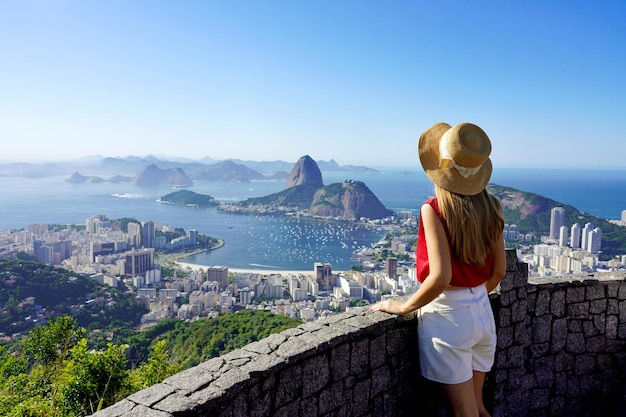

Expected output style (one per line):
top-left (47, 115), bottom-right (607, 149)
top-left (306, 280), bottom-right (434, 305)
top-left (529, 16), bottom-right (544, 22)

top-left (370, 122), bottom-right (506, 417)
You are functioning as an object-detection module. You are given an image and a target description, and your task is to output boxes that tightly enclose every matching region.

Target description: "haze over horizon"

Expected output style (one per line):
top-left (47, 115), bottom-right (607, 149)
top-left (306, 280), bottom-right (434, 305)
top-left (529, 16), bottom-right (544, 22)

top-left (1, 1), bottom-right (625, 169)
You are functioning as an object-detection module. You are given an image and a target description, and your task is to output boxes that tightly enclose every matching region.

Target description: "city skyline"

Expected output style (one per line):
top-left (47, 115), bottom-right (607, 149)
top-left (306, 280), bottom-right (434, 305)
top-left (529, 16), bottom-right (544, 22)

top-left (1, 1), bottom-right (625, 169)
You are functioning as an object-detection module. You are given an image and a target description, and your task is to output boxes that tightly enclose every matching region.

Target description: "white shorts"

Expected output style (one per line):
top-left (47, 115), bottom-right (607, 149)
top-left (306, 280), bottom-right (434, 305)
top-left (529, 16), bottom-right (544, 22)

top-left (417, 284), bottom-right (496, 384)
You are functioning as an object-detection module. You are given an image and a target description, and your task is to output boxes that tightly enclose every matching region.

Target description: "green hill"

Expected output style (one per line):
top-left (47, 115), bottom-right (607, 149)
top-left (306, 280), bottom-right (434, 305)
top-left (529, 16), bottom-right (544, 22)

top-left (488, 184), bottom-right (626, 259)
top-left (160, 190), bottom-right (219, 208)
top-left (124, 310), bottom-right (301, 369)
top-left (0, 260), bottom-right (147, 337)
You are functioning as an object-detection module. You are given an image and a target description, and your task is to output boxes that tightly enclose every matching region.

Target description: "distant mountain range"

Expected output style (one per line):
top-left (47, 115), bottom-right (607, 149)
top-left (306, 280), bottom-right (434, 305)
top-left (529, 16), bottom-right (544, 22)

top-left (154, 156), bottom-right (394, 220)
top-left (0, 155), bottom-right (379, 182)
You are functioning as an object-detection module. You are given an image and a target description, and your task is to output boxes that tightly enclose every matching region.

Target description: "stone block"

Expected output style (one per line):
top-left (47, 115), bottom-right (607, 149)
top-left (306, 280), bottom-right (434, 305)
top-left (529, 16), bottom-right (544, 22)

top-left (606, 314), bottom-right (619, 339)
top-left (566, 285), bottom-right (586, 303)
top-left (530, 388), bottom-right (550, 409)
top-left (281, 327), bottom-right (305, 337)
top-left (196, 357), bottom-right (226, 373)
top-left (535, 289), bottom-right (551, 316)
top-left (162, 366), bottom-right (215, 396)
top-left (369, 333), bottom-right (386, 369)
top-left (550, 290), bottom-right (566, 317)
top-left (555, 352), bottom-right (575, 372)
top-left (350, 338), bottom-right (370, 375)
top-left (568, 301), bottom-right (590, 319)
top-left (575, 353), bottom-right (596, 374)
top-left (276, 334), bottom-right (316, 362)
top-left (124, 404), bottom-right (172, 417)
top-left (511, 299), bottom-right (528, 323)
top-left (248, 385), bottom-right (272, 417)
top-left (496, 325), bottom-right (513, 350)
top-left (386, 327), bottom-right (414, 356)
top-left (589, 298), bottom-right (608, 314)
top-left (586, 336), bottom-right (606, 353)
top-left (583, 317), bottom-right (601, 338)
top-left (617, 281), bottom-right (626, 300)
top-left (619, 300), bottom-right (626, 322)
top-left (330, 342), bottom-right (351, 382)
top-left (550, 317), bottom-right (567, 353)
top-left (530, 342), bottom-right (549, 358)
top-left (188, 385), bottom-right (225, 408)
top-left (371, 365), bottom-right (391, 398)
top-left (531, 314), bottom-right (552, 343)
top-left (514, 322), bottom-right (529, 345)
top-left (273, 399), bottom-right (301, 417)
top-left (585, 282), bottom-right (606, 300)
top-left (299, 395), bottom-right (319, 417)
top-left (554, 371), bottom-right (568, 395)
top-left (566, 332), bottom-right (586, 354)
top-left (275, 362), bottom-right (302, 408)
top-left (212, 367), bottom-right (251, 393)
top-left (604, 280), bottom-right (620, 298)
top-left (352, 376), bottom-right (372, 416)
top-left (318, 380), bottom-right (345, 415)
top-left (302, 353), bottom-right (330, 397)
top-left (89, 399), bottom-right (136, 417)
top-left (550, 396), bottom-right (566, 416)
top-left (498, 306), bottom-right (511, 327)
top-left (568, 319), bottom-right (582, 332)
top-left (532, 357), bottom-right (555, 388)
top-left (127, 383), bottom-right (177, 407)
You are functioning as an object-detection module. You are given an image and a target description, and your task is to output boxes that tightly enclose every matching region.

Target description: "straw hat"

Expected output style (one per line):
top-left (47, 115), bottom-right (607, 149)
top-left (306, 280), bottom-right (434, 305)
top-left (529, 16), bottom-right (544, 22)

top-left (418, 122), bottom-right (492, 196)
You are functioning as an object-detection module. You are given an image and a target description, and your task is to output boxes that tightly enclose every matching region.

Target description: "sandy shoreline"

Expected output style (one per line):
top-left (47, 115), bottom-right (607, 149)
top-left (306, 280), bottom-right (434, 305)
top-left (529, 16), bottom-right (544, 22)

top-left (175, 261), bottom-right (318, 277)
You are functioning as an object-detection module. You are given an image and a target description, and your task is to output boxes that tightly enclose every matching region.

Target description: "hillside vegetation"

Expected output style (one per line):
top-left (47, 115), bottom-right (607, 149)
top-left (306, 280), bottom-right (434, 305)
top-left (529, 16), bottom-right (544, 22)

top-left (160, 189), bottom-right (219, 208)
top-left (0, 261), bottom-right (301, 417)
top-left (0, 260), bottom-right (147, 337)
top-left (489, 184), bottom-right (626, 259)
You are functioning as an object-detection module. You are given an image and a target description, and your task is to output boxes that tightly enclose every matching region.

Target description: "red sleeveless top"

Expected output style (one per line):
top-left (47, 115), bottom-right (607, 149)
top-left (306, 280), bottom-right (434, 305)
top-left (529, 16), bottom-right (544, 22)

top-left (416, 197), bottom-right (494, 287)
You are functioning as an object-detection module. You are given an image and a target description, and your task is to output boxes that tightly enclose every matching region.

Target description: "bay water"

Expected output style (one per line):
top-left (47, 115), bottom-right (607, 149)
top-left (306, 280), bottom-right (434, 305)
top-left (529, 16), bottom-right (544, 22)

top-left (1, 168), bottom-right (625, 270)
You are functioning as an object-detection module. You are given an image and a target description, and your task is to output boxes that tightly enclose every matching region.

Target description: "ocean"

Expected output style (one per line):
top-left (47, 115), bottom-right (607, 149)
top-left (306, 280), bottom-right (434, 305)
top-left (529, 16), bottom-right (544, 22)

top-left (1, 168), bottom-right (625, 270)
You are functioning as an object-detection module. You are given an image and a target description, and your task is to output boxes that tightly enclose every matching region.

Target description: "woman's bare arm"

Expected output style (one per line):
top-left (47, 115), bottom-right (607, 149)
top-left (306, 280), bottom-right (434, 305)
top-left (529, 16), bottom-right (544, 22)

top-left (370, 203), bottom-right (451, 315)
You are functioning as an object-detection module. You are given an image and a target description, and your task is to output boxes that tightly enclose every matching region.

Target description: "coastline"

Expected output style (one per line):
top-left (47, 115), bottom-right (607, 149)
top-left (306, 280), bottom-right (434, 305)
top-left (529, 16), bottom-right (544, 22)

top-left (174, 260), bottom-right (316, 277)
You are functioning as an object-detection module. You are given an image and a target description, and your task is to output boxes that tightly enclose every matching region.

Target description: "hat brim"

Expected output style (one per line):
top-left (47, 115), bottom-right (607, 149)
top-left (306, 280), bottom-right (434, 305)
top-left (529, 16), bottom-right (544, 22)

top-left (418, 122), bottom-right (492, 196)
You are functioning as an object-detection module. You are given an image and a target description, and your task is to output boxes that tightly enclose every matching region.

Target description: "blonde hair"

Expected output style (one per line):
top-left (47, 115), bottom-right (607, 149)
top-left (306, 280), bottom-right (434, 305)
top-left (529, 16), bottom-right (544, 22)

top-left (434, 186), bottom-right (504, 265)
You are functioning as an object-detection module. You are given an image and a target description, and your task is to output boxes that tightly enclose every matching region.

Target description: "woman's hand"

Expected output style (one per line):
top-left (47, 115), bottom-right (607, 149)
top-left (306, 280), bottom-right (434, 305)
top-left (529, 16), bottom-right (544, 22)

top-left (369, 299), bottom-right (404, 315)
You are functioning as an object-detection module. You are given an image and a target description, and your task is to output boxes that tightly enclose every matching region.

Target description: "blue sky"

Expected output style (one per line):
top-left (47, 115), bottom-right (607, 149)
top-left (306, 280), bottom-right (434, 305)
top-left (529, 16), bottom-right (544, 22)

top-left (1, 1), bottom-right (624, 168)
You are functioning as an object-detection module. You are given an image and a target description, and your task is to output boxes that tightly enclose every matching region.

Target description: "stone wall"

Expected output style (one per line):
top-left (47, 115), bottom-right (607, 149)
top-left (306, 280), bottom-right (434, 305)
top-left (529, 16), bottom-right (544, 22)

top-left (91, 250), bottom-right (626, 417)
top-left (490, 251), bottom-right (626, 416)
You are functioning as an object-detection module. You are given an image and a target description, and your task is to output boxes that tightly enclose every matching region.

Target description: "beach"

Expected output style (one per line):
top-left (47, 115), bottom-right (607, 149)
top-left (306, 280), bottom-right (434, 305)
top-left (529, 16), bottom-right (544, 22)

top-left (175, 261), bottom-right (317, 277)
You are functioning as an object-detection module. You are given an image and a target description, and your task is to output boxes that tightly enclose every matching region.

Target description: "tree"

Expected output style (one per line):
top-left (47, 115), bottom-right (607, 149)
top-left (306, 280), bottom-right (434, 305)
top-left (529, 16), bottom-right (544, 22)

top-left (58, 339), bottom-right (131, 416)
top-left (130, 340), bottom-right (180, 390)
top-left (22, 316), bottom-right (85, 368)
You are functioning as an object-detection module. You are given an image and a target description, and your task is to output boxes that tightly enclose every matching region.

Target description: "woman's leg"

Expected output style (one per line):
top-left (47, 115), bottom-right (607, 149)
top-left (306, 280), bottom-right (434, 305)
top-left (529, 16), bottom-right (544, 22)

top-left (472, 371), bottom-right (491, 417)
top-left (441, 379), bottom-right (479, 417)
top-left (440, 371), bottom-right (491, 417)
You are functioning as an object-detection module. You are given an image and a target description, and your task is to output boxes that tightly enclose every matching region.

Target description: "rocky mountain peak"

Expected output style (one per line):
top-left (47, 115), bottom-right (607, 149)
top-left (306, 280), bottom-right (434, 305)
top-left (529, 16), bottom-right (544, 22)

top-left (285, 155), bottom-right (323, 189)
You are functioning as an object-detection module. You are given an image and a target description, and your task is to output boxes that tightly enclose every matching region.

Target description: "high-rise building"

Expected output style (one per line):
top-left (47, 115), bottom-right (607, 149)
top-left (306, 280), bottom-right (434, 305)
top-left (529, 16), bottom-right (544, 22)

top-left (206, 266), bottom-right (229, 289)
top-left (124, 248), bottom-right (155, 277)
top-left (239, 287), bottom-right (251, 305)
top-left (587, 228), bottom-right (602, 254)
top-left (581, 223), bottom-right (594, 251)
top-left (187, 229), bottom-right (198, 245)
top-left (315, 262), bottom-right (333, 291)
top-left (549, 207), bottom-right (565, 240)
top-left (86, 214), bottom-right (108, 235)
top-left (386, 257), bottom-right (398, 279)
top-left (558, 226), bottom-right (569, 247)
top-left (142, 221), bottom-right (155, 248)
top-left (127, 222), bottom-right (141, 247)
top-left (570, 223), bottom-right (581, 248)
